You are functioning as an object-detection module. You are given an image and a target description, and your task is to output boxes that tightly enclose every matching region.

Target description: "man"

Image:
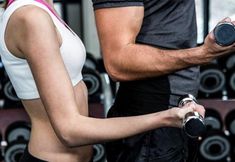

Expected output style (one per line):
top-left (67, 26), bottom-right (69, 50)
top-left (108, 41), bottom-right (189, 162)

top-left (92, 0), bottom-right (235, 161)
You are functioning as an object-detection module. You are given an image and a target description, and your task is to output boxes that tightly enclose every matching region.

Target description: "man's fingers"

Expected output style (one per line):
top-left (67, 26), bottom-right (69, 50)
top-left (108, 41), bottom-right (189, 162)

top-left (220, 17), bottom-right (231, 23)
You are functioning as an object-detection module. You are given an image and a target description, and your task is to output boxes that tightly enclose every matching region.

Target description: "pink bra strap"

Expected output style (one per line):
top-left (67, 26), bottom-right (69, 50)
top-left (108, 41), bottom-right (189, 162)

top-left (6, 0), bottom-right (75, 35)
top-left (35, 0), bottom-right (74, 33)
top-left (35, 0), bottom-right (66, 26)
top-left (7, 0), bottom-right (15, 6)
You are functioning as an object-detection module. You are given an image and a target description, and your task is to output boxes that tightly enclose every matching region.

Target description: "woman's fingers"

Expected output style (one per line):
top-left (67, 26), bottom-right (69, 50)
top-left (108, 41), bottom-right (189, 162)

top-left (182, 102), bottom-right (205, 118)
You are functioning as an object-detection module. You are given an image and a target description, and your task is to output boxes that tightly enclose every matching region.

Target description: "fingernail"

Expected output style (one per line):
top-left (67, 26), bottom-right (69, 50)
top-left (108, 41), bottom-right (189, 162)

top-left (224, 17), bottom-right (231, 21)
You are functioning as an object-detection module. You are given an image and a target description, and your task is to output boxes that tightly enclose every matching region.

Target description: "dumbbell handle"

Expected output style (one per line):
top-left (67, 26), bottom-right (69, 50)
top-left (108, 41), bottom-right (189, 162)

top-left (178, 94), bottom-right (206, 138)
top-left (178, 95), bottom-right (204, 125)
top-left (183, 111), bottom-right (204, 127)
top-left (178, 94), bottom-right (197, 107)
top-left (214, 22), bottom-right (235, 46)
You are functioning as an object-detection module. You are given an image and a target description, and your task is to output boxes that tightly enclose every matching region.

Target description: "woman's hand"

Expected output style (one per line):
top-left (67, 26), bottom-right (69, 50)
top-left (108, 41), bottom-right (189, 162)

top-left (168, 102), bottom-right (205, 128)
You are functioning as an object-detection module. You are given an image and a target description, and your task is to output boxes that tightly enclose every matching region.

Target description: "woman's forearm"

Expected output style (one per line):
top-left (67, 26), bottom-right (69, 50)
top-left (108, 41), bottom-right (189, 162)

top-left (65, 109), bottom-right (177, 147)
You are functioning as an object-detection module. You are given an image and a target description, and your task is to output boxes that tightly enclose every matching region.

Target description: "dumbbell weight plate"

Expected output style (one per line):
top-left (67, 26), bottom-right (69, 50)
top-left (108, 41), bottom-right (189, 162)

top-left (5, 122), bottom-right (31, 143)
top-left (225, 110), bottom-right (235, 135)
top-left (82, 68), bottom-right (102, 97)
top-left (4, 141), bottom-right (27, 162)
top-left (199, 69), bottom-right (225, 94)
top-left (229, 73), bottom-right (235, 91)
top-left (214, 23), bottom-right (235, 46)
top-left (226, 55), bottom-right (235, 70)
top-left (204, 109), bottom-right (223, 130)
top-left (3, 81), bottom-right (20, 101)
top-left (205, 116), bottom-right (222, 130)
top-left (84, 53), bottom-right (98, 70)
top-left (199, 132), bottom-right (230, 161)
top-left (93, 144), bottom-right (105, 162)
top-left (0, 133), bottom-right (3, 161)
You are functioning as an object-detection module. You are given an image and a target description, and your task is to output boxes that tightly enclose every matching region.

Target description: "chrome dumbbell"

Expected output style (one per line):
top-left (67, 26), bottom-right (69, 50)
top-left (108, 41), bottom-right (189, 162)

top-left (178, 94), bottom-right (206, 138)
top-left (214, 22), bottom-right (235, 46)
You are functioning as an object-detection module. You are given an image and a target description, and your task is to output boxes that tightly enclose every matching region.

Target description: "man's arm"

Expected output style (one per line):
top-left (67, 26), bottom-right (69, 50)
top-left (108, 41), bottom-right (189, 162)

top-left (94, 7), bottom-right (235, 81)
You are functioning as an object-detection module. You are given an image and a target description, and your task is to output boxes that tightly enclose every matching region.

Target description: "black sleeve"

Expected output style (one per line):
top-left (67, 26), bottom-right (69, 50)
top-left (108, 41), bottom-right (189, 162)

top-left (92, 0), bottom-right (144, 10)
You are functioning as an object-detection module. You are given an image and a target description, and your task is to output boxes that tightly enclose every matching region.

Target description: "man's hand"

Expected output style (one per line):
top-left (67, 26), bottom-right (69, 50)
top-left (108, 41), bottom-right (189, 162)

top-left (201, 17), bottom-right (235, 63)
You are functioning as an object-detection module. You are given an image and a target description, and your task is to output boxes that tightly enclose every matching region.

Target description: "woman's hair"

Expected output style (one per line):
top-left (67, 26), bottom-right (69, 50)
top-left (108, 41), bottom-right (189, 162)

top-left (1, 0), bottom-right (8, 9)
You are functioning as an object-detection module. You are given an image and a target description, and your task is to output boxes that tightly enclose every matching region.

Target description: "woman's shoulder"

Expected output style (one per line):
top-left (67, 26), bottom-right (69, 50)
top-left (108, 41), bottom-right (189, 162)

top-left (6, 4), bottom-right (54, 38)
top-left (11, 4), bottom-right (50, 24)
top-left (6, 4), bottom-right (56, 51)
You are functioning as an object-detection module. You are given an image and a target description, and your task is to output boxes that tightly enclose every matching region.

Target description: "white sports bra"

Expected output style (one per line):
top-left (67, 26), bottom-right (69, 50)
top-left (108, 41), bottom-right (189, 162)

top-left (0, 0), bottom-right (86, 100)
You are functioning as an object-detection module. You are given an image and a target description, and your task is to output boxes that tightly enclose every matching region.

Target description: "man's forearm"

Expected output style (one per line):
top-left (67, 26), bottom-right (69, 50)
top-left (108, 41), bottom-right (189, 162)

top-left (104, 43), bottom-right (207, 81)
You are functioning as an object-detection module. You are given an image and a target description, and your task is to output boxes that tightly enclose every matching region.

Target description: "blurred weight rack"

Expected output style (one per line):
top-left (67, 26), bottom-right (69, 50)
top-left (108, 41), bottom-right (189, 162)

top-left (196, 99), bottom-right (235, 162)
top-left (196, 54), bottom-right (235, 162)
top-left (195, 0), bottom-right (235, 161)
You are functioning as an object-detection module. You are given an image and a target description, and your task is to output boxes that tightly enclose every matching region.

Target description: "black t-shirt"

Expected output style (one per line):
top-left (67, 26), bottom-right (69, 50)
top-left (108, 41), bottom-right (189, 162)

top-left (92, 0), bottom-right (200, 109)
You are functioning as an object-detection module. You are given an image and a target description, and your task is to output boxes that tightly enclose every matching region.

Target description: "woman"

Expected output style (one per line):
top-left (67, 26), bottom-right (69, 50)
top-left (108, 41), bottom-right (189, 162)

top-left (0, 0), bottom-right (205, 161)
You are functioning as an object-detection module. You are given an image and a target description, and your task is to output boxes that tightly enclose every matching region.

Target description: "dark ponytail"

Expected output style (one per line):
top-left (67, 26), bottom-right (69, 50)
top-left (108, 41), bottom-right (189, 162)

top-left (2, 0), bottom-right (8, 9)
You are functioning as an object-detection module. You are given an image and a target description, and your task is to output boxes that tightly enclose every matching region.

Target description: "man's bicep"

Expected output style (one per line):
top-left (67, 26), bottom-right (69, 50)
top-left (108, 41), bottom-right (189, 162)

top-left (94, 6), bottom-right (144, 52)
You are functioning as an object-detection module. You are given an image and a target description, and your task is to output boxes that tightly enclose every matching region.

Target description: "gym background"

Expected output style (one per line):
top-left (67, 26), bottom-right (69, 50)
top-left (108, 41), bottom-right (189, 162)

top-left (0, 0), bottom-right (235, 162)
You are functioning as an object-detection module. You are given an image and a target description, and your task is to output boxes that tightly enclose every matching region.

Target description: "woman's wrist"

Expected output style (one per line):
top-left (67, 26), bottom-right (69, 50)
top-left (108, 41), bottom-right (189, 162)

top-left (151, 109), bottom-right (182, 128)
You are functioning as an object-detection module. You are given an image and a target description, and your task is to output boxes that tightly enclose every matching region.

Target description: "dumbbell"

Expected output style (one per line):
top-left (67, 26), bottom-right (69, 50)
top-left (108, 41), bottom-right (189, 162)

top-left (5, 121), bottom-right (31, 143)
top-left (225, 110), bottom-right (235, 136)
top-left (93, 144), bottom-right (105, 162)
top-left (3, 81), bottom-right (24, 108)
top-left (178, 94), bottom-right (206, 138)
top-left (198, 64), bottom-right (225, 99)
top-left (214, 22), bottom-right (235, 46)
top-left (4, 141), bottom-right (27, 162)
top-left (217, 55), bottom-right (235, 98)
top-left (204, 109), bottom-right (223, 131)
top-left (0, 133), bottom-right (4, 161)
top-left (84, 53), bottom-right (99, 70)
top-left (226, 69), bottom-right (235, 98)
top-left (3, 81), bottom-right (20, 102)
top-left (82, 67), bottom-right (102, 102)
top-left (199, 130), bottom-right (231, 162)
top-left (4, 121), bottom-right (30, 162)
